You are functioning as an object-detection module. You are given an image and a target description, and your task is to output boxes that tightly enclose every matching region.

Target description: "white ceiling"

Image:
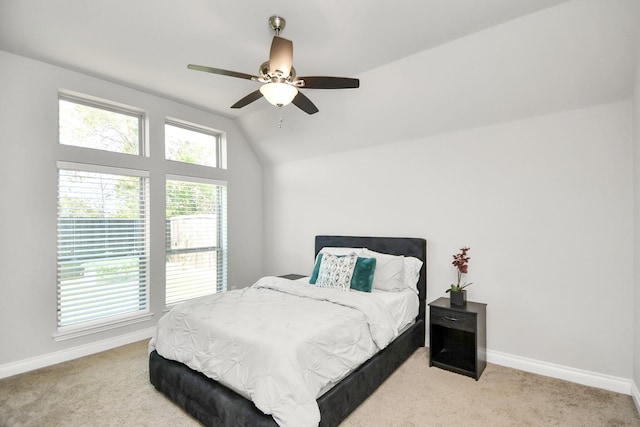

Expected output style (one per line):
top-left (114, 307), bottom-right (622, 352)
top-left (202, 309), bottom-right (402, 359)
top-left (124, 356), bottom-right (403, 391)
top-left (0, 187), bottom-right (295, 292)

top-left (1, 0), bottom-right (638, 164)
top-left (1, 0), bottom-right (569, 118)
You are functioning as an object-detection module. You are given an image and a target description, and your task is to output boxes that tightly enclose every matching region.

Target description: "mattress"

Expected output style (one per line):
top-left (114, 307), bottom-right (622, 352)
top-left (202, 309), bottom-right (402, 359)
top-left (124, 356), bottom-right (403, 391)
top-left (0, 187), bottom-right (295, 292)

top-left (149, 276), bottom-right (417, 427)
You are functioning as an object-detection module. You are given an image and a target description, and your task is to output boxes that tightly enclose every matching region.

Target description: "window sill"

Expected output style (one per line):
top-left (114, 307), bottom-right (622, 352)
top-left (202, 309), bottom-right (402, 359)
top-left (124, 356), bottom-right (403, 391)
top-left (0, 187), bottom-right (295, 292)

top-left (53, 311), bottom-right (154, 342)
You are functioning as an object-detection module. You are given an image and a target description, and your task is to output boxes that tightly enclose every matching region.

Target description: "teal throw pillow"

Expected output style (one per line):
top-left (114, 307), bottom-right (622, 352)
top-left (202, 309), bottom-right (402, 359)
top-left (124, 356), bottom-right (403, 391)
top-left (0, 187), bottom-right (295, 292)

top-left (310, 253), bottom-right (323, 284)
top-left (350, 256), bottom-right (376, 292)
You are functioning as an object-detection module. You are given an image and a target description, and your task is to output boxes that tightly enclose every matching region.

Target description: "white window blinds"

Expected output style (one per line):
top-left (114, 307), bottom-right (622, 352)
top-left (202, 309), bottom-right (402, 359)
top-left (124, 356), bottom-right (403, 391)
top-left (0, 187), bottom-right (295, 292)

top-left (165, 176), bottom-right (227, 306)
top-left (57, 165), bottom-right (149, 327)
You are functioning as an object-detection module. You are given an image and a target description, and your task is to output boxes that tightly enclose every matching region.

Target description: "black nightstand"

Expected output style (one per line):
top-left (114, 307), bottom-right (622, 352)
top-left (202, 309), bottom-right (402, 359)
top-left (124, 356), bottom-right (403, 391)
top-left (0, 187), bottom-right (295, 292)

top-left (428, 297), bottom-right (487, 380)
top-left (278, 274), bottom-right (306, 280)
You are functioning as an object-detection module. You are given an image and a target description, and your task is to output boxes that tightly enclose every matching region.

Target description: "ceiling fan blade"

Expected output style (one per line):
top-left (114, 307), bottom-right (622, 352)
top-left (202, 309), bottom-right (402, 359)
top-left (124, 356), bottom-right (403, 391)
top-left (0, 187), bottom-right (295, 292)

top-left (230, 90), bottom-right (263, 109)
top-left (187, 64), bottom-right (258, 81)
top-left (269, 36), bottom-right (293, 78)
top-left (296, 76), bottom-right (360, 89)
top-left (292, 91), bottom-right (319, 115)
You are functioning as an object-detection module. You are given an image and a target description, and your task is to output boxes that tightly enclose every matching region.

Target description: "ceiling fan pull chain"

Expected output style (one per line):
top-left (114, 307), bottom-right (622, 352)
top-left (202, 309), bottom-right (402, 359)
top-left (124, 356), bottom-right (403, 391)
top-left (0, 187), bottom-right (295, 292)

top-left (278, 106), bottom-right (284, 128)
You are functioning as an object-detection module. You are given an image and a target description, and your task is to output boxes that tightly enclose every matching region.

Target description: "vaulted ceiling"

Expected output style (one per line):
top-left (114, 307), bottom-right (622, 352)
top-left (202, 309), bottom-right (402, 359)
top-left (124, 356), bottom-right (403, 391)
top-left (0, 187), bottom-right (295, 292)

top-left (1, 0), bottom-right (637, 164)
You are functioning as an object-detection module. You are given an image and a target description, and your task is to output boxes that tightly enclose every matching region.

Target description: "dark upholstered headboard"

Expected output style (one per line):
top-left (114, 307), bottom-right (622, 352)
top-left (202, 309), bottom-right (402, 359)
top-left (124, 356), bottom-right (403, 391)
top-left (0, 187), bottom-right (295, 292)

top-left (314, 235), bottom-right (427, 320)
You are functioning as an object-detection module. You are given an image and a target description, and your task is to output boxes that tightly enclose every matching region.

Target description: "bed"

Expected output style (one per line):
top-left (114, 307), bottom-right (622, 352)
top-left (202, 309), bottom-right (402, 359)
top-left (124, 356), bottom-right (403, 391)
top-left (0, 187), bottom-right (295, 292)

top-left (149, 235), bottom-right (427, 426)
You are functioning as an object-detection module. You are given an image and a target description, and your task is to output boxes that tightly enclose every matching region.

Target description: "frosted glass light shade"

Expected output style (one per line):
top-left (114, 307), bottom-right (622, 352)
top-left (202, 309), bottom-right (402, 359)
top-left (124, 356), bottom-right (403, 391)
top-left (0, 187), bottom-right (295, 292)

top-left (259, 82), bottom-right (298, 107)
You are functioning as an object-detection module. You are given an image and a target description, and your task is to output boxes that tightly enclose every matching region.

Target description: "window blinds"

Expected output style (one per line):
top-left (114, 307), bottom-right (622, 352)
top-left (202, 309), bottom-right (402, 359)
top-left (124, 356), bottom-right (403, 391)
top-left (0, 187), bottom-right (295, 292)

top-left (165, 177), bottom-right (227, 306)
top-left (57, 166), bottom-right (149, 327)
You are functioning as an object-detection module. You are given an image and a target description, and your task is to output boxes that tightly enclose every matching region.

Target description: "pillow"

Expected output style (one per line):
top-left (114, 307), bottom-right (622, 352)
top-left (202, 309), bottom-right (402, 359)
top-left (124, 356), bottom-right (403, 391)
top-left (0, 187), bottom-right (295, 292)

top-left (311, 253), bottom-right (377, 293)
top-left (350, 257), bottom-right (377, 293)
top-left (319, 247), bottom-right (365, 256)
top-left (361, 248), bottom-right (405, 292)
top-left (315, 253), bottom-right (358, 291)
top-left (403, 256), bottom-right (423, 294)
top-left (311, 247), bottom-right (361, 283)
top-left (310, 253), bottom-right (323, 284)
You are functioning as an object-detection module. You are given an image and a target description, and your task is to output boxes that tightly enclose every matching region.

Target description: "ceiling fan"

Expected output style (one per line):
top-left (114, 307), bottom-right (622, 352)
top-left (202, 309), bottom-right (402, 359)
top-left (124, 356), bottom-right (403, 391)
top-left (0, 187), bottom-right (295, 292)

top-left (187, 16), bottom-right (359, 115)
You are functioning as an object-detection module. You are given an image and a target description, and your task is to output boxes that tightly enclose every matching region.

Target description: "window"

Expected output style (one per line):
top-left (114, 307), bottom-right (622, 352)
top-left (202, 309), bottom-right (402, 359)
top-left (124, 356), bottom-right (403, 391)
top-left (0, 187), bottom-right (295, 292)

top-left (57, 96), bottom-right (148, 333)
top-left (165, 177), bottom-right (227, 305)
top-left (57, 165), bottom-right (149, 327)
top-left (165, 120), bottom-right (221, 168)
top-left (164, 119), bottom-right (227, 305)
top-left (56, 93), bottom-right (228, 335)
top-left (59, 97), bottom-right (142, 155)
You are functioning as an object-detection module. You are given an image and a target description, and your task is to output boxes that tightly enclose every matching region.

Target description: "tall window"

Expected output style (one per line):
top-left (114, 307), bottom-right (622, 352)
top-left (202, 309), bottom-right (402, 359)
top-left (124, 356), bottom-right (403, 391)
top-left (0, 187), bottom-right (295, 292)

top-left (165, 177), bottom-right (227, 305)
top-left (57, 166), bottom-right (148, 327)
top-left (164, 120), bottom-right (227, 305)
top-left (57, 96), bottom-right (148, 331)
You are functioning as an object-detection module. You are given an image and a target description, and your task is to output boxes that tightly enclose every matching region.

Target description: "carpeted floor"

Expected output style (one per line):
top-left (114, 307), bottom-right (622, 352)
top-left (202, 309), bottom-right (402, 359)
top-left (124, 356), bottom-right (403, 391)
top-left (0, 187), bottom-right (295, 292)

top-left (0, 340), bottom-right (639, 427)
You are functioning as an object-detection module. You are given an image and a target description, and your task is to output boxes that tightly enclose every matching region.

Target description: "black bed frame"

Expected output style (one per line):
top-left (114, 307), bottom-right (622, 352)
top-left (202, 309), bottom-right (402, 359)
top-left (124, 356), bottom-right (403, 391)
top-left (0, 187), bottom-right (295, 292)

top-left (149, 235), bottom-right (427, 427)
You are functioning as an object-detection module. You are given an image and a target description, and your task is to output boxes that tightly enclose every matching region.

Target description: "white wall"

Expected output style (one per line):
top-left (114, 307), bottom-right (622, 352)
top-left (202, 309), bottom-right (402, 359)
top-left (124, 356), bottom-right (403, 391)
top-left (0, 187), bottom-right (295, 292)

top-left (0, 51), bottom-right (264, 367)
top-left (263, 101), bottom-right (634, 380)
top-left (633, 30), bottom-right (640, 407)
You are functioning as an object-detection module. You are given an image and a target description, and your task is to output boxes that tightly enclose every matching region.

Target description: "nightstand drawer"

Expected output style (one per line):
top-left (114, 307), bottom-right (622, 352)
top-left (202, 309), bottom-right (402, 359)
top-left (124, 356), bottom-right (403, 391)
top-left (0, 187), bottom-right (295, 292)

top-left (430, 307), bottom-right (476, 332)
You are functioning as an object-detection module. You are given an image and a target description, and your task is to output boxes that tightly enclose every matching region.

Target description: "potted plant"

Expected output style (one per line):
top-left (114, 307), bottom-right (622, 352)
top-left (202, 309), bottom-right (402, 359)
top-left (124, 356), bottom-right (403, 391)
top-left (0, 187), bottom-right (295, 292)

top-left (446, 247), bottom-right (472, 306)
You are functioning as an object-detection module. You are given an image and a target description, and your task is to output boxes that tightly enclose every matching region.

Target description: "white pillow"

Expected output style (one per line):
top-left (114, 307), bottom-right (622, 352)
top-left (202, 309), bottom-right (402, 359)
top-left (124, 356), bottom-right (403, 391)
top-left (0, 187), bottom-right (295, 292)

top-left (361, 248), bottom-right (405, 292)
top-left (315, 253), bottom-right (358, 291)
top-left (403, 256), bottom-right (423, 294)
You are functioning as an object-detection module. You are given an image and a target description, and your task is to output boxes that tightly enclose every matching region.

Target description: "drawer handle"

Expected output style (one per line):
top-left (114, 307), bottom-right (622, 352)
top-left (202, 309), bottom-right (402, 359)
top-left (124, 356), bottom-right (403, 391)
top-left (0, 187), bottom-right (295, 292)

top-left (444, 316), bottom-right (458, 322)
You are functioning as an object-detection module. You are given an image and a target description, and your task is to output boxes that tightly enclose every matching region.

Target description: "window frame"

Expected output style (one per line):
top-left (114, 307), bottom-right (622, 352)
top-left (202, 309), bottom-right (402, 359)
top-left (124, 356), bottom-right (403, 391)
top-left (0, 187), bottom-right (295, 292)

top-left (59, 93), bottom-right (146, 157)
top-left (55, 94), bottom-right (152, 340)
top-left (165, 118), bottom-right (224, 169)
top-left (164, 174), bottom-right (228, 307)
top-left (54, 92), bottom-right (229, 339)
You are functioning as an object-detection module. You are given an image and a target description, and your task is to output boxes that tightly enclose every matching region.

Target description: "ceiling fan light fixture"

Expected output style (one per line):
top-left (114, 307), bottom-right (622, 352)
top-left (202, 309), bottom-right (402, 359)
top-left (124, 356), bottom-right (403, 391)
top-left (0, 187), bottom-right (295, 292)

top-left (260, 82), bottom-right (298, 107)
top-left (187, 15), bottom-right (359, 115)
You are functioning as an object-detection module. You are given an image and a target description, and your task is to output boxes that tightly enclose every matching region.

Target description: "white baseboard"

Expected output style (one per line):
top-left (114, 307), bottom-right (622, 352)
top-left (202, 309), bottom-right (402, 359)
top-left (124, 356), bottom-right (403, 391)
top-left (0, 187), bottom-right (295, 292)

top-left (487, 349), bottom-right (632, 395)
top-left (632, 381), bottom-right (640, 413)
top-left (0, 327), bottom-right (156, 380)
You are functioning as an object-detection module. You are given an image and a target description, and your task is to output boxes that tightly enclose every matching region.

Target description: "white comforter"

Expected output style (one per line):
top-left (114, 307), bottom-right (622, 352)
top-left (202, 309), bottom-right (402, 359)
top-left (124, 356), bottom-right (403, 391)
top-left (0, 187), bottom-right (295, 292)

top-left (149, 276), bottom-right (399, 427)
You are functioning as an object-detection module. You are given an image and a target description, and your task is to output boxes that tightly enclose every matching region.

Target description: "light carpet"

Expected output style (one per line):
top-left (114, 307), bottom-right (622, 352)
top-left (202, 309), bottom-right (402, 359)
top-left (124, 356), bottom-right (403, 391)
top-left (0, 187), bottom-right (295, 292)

top-left (0, 340), bottom-right (638, 426)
